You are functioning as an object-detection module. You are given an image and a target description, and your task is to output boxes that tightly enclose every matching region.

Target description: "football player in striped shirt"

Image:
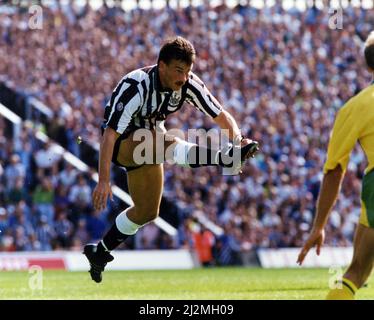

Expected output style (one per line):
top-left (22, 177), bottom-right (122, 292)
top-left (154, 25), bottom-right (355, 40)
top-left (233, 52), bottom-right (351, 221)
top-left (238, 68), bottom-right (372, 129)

top-left (84, 36), bottom-right (259, 283)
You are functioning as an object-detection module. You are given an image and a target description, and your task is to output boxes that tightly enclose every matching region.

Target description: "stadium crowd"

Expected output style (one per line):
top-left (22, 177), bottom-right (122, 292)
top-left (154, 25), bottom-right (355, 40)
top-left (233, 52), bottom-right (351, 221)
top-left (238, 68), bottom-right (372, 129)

top-left (0, 1), bottom-right (373, 265)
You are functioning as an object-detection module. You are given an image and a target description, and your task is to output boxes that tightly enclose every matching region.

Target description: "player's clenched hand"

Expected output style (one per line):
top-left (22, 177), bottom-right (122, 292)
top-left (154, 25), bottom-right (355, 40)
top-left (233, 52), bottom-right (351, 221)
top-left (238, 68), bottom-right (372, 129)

top-left (92, 181), bottom-right (113, 211)
top-left (297, 228), bottom-right (325, 266)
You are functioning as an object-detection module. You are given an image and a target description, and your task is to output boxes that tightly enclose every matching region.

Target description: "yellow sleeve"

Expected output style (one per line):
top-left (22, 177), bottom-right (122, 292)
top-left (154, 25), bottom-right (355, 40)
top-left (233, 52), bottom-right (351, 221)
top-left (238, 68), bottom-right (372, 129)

top-left (323, 103), bottom-right (360, 174)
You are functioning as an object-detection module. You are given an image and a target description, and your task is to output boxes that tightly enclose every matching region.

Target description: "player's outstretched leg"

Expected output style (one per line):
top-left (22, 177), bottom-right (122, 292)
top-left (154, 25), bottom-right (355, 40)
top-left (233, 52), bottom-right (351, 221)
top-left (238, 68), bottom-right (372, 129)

top-left (172, 138), bottom-right (259, 170)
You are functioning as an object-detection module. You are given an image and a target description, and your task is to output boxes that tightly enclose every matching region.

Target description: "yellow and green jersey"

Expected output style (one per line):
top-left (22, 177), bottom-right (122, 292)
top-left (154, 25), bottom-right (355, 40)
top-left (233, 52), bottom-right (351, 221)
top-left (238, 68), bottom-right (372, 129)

top-left (323, 80), bottom-right (374, 227)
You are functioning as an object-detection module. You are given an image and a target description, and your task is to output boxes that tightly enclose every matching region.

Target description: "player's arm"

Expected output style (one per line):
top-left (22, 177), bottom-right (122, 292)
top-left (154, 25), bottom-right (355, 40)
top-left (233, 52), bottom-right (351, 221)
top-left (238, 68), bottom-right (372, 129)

top-left (186, 73), bottom-right (258, 155)
top-left (98, 127), bottom-right (119, 182)
top-left (213, 109), bottom-right (241, 142)
top-left (213, 110), bottom-right (258, 158)
top-left (93, 127), bottom-right (119, 211)
top-left (297, 165), bottom-right (344, 265)
top-left (93, 81), bottom-right (141, 211)
top-left (313, 165), bottom-right (345, 231)
top-left (297, 102), bottom-right (359, 265)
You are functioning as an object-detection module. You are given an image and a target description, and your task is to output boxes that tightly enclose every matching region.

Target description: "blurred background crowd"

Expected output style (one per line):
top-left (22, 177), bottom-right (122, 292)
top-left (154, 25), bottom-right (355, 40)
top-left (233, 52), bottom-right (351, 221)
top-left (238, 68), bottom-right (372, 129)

top-left (0, 0), bottom-right (372, 266)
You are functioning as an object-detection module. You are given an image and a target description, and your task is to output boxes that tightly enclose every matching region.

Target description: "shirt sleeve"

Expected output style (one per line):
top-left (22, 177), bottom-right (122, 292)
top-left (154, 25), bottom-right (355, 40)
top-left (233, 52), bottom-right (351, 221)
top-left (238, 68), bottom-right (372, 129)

top-left (185, 73), bottom-right (223, 118)
top-left (103, 79), bottom-right (142, 134)
top-left (323, 101), bottom-right (360, 174)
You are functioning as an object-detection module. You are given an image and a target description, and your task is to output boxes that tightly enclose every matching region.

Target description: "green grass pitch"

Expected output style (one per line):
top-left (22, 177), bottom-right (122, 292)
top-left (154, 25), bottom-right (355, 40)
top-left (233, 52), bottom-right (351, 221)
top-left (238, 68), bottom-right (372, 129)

top-left (0, 267), bottom-right (373, 300)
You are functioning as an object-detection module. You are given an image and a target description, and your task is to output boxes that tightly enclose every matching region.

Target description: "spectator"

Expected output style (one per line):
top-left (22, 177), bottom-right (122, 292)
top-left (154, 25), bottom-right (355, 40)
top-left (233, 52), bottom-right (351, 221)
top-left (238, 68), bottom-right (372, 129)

top-left (59, 163), bottom-right (78, 188)
top-left (5, 176), bottom-right (29, 204)
top-left (33, 140), bottom-right (62, 178)
top-left (54, 183), bottom-right (70, 211)
top-left (192, 225), bottom-right (216, 266)
top-left (4, 154), bottom-right (25, 191)
top-left (0, 229), bottom-right (16, 252)
top-left (0, 207), bottom-right (9, 234)
top-left (32, 177), bottom-right (55, 225)
top-left (54, 210), bottom-right (74, 248)
top-left (68, 174), bottom-right (91, 208)
top-left (74, 218), bottom-right (90, 245)
top-left (35, 216), bottom-right (56, 251)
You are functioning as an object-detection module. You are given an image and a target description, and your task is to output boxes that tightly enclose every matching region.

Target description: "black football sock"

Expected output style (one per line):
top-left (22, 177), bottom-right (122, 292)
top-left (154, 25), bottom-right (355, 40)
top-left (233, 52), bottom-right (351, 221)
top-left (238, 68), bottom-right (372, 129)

top-left (187, 145), bottom-right (233, 168)
top-left (97, 223), bottom-right (129, 253)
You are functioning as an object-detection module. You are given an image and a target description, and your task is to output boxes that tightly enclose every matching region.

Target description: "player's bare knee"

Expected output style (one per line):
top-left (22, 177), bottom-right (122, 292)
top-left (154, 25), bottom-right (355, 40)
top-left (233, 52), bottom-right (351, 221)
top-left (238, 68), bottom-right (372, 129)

top-left (134, 206), bottom-right (159, 224)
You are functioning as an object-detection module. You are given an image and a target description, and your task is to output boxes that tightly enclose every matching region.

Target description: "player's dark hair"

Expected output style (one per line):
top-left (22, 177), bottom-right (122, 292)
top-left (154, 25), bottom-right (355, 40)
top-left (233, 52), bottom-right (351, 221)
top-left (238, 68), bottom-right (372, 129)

top-left (364, 44), bottom-right (374, 70)
top-left (158, 36), bottom-right (196, 65)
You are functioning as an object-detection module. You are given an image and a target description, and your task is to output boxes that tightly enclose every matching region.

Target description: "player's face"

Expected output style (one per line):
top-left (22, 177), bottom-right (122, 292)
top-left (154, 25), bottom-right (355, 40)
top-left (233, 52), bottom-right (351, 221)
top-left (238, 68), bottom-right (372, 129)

top-left (159, 59), bottom-right (192, 91)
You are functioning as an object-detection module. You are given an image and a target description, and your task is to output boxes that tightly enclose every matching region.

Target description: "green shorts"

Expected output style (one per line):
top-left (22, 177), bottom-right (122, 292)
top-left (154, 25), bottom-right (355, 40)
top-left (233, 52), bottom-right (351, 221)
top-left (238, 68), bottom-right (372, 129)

top-left (360, 170), bottom-right (374, 228)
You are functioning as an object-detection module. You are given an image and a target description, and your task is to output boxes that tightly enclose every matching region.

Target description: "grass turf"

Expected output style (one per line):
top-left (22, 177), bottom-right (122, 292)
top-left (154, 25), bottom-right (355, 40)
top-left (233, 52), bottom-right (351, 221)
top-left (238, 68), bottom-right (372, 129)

top-left (0, 267), bottom-right (373, 300)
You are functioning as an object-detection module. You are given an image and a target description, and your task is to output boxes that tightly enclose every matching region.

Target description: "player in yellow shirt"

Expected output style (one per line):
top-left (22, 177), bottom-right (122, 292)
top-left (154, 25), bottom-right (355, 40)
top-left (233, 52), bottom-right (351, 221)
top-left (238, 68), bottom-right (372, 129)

top-left (297, 31), bottom-right (374, 300)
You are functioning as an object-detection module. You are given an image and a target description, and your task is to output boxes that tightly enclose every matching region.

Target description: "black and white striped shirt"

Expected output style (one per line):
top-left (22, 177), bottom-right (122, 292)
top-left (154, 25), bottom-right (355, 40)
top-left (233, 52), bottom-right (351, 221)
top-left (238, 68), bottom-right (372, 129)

top-left (102, 65), bottom-right (222, 136)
